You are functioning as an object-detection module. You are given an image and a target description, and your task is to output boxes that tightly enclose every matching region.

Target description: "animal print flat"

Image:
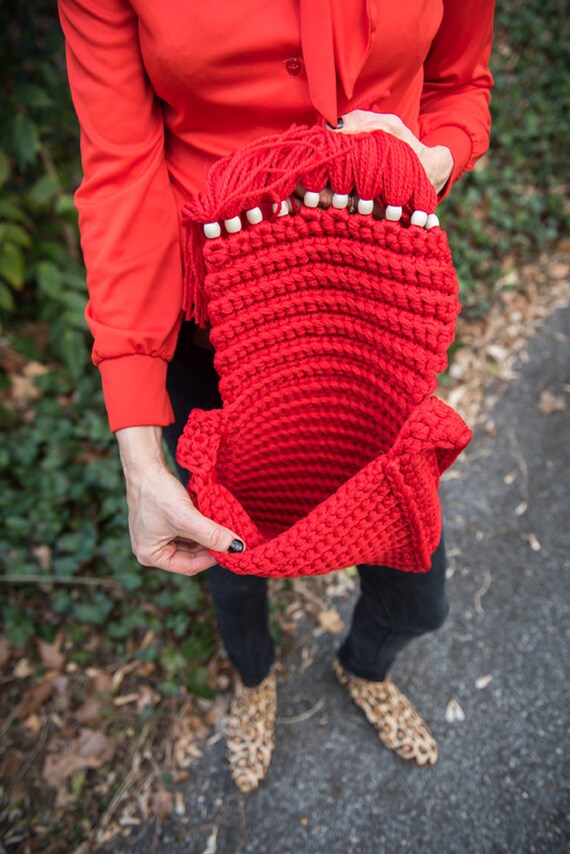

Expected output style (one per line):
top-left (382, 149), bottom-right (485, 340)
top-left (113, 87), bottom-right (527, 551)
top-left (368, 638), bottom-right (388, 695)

top-left (224, 668), bottom-right (277, 793)
top-left (333, 658), bottom-right (438, 766)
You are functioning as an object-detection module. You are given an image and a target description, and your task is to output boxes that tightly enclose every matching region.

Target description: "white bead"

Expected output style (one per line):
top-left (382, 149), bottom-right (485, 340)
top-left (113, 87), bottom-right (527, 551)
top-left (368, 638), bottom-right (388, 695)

top-left (203, 222), bottom-right (221, 239)
top-left (385, 205), bottom-right (403, 222)
top-left (426, 213), bottom-right (440, 230)
top-left (357, 198), bottom-right (374, 215)
top-left (304, 191), bottom-right (320, 208)
top-left (224, 215), bottom-right (242, 234)
top-left (246, 207), bottom-right (263, 225)
top-left (332, 193), bottom-right (349, 209)
top-left (272, 200), bottom-right (289, 217)
top-left (410, 210), bottom-right (428, 227)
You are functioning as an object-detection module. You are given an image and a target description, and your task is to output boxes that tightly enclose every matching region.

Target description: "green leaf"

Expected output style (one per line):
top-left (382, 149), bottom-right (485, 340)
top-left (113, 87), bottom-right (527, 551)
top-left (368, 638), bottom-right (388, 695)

top-left (73, 592), bottom-right (114, 626)
top-left (12, 115), bottom-right (40, 168)
top-left (57, 328), bottom-right (89, 380)
top-left (28, 173), bottom-right (58, 207)
top-left (36, 260), bottom-right (62, 299)
top-left (55, 195), bottom-right (78, 221)
top-left (0, 150), bottom-right (10, 188)
top-left (0, 198), bottom-right (27, 223)
top-left (156, 681), bottom-right (182, 698)
top-left (0, 223), bottom-right (31, 248)
top-left (2, 604), bottom-right (36, 648)
top-left (0, 282), bottom-right (15, 311)
top-left (0, 243), bottom-right (25, 288)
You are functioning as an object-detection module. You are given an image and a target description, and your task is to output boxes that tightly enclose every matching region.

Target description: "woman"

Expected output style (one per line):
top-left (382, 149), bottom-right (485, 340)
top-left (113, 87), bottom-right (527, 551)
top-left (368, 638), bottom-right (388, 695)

top-left (58, 0), bottom-right (495, 793)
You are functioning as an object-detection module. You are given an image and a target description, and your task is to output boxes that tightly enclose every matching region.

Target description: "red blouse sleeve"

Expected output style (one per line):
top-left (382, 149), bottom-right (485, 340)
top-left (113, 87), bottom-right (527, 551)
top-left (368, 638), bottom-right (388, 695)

top-left (58, 0), bottom-right (183, 433)
top-left (419, 0), bottom-right (495, 200)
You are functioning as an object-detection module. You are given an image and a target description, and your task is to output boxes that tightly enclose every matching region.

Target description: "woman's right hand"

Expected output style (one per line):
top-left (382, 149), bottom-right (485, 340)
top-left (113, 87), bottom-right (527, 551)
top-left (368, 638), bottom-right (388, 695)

top-left (116, 425), bottom-right (245, 577)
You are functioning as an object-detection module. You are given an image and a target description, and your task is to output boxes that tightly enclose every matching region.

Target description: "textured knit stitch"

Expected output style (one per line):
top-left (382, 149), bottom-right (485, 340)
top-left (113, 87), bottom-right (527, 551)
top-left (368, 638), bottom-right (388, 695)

top-left (176, 124), bottom-right (472, 578)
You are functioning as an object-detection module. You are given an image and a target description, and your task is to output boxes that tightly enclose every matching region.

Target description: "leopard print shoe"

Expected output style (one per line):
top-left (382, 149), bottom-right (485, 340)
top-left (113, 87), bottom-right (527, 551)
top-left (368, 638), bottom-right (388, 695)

top-left (224, 668), bottom-right (277, 794)
top-left (333, 658), bottom-right (438, 766)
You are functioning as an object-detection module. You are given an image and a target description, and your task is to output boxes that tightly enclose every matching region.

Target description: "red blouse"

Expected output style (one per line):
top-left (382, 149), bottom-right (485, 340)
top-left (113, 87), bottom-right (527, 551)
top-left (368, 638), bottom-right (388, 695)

top-left (57, 0), bottom-right (495, 432)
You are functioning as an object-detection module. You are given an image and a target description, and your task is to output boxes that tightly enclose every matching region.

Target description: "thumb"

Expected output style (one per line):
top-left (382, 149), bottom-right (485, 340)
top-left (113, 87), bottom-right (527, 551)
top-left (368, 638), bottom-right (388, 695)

top-left (177, 504), bottom-right (246, 555)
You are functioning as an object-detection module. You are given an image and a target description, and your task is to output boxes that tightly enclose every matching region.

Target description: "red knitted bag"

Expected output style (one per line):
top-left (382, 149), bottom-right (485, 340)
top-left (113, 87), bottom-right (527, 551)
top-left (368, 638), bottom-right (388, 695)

top-left (176, 122), bottom-right (472, 578)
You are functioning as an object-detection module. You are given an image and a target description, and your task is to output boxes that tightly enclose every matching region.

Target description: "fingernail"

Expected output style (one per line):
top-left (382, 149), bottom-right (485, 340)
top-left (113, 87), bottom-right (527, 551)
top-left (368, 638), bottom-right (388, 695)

top-left (228, 538), bottom-right (245, 553)
top-left (325, 117), bottom-right (344, 130)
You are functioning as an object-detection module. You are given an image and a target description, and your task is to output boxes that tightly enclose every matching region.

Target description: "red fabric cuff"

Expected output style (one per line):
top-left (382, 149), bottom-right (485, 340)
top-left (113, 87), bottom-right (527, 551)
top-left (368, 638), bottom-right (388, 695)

top-left (420, 125), bottom-right (474, 202)
top-left (98, 354), bottom-right (174, 433)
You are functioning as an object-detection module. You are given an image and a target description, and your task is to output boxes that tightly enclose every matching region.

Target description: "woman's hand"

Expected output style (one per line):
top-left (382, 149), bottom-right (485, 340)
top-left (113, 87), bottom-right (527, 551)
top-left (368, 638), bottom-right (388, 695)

top-left (291, 110), bottom-right (454, 209)
top-left (333, 110), bottom-right (454, 196)
top-left (116, 425), bottom-right (245, 577)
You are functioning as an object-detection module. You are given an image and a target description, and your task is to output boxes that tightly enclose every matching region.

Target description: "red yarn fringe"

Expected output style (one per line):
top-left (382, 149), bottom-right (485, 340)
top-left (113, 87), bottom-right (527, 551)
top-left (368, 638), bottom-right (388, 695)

top-left (180, 123), bottom-right (437, 323)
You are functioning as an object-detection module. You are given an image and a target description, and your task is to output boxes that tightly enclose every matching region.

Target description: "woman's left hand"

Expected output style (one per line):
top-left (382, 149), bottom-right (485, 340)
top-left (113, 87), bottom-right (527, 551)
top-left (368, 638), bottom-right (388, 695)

top-left (291, 109), bottom-right (453, 210)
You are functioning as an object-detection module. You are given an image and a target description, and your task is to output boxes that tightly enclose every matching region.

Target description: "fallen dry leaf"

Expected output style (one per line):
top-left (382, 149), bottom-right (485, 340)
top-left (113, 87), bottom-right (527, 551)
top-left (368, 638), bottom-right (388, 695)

top-left (0, 342), bottom-right (27, 374)
top-left (31, 544), bottom-right (52, 572)
top-left (37, 632), bottom-right (66, 671)
top-left (317, 608), bottom-right (345, 635)
top-left (113, 693), bottom-right (140, 707)
top-left (88, 669), bottom-right (113, 695)
top-left (136, 684), bottom-right (160, 714)
top-left (445, 698), bottom-right (465, 723)
top-left (15, 678), bottom-right (54, 719)
top-left (76, 729), bottom-right (115, 761)
top-left (43, 728), bottom-right (116, 794)
top-left (1, 750), bottom-right (25, 782)
top-left (170, 703), bottom-right (208, 770)
top-left (152, 788), bottom-right (174, 821)
top-left (14, 658), bottom-right (34, 679)
top-left (111, 660), bottom-right (139, 692)
top-left (547, 260), bottom-right (570, 280)
top-left (23, 713), bottom-right (42, 736)
top-left (9, 361), bottom-right (50, 407)
top-left (0, 636), bottom-right (11, 669)
top-left (486, 344), bottom-right (509, 363)
top-left (75, 696), bottom-right (104, 725)
top-left (537, 389), bottom-right (566, 414)
top-left (52, 673), bottom-right (70, 706)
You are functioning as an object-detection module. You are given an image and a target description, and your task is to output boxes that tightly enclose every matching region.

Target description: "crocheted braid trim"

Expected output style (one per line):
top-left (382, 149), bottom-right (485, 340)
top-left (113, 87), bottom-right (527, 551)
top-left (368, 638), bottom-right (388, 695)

top-left (176, 124), bottom-right (472, 578)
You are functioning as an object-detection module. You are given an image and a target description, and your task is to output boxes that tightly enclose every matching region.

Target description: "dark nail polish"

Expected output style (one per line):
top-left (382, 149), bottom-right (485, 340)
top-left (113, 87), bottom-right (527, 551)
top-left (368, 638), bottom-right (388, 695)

top-left (228, 538), bottom-right (245, 553)
top-left (325, 117), bottom-right (344, 130)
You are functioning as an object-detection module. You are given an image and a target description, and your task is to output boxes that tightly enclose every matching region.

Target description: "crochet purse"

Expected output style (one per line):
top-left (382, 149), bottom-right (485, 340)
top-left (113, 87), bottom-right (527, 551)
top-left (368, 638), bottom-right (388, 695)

top-left (176, 122), bottom-right (472, 578)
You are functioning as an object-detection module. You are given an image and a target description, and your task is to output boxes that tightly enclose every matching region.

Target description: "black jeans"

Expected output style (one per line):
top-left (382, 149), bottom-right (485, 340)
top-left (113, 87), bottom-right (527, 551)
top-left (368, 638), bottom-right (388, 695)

top-left (163, 321), bottom-right (449, 687)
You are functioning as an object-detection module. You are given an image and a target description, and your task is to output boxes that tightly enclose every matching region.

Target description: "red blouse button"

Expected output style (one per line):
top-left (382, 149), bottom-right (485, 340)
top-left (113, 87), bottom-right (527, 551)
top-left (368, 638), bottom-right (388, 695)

top-left (285, 56), bottom-right (303, 76)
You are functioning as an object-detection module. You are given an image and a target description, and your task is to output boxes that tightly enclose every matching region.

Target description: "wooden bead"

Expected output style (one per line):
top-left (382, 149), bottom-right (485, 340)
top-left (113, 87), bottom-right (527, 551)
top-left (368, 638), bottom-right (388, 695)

top-left (385, 205), bottom-right (403, 221)
top-left (272, 201), bottom-right (289, 217)
top-left (410, 210), bottom-right (428, 227)
top-left (303, 191), bottom-right (320, 208)
top-left (332, 193), bottom-right (349, 209)
top-left (246, 207), bottom-right (263, 225)
top-left (357, 199), bottom-right (374, 215)
top-left (224, 216), bottom-right (242, 234)
top-left (203, 222), bottom-right (221, 239)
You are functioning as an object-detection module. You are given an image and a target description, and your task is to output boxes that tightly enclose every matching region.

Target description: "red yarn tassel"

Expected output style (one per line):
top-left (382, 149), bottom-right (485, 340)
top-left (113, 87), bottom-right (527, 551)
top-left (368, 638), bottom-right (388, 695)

top-left (179, 123), bottom-right (439, 325)
top-left (181, 220), bottom-right (209, 326)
